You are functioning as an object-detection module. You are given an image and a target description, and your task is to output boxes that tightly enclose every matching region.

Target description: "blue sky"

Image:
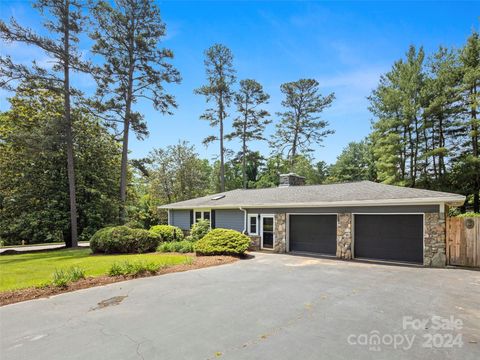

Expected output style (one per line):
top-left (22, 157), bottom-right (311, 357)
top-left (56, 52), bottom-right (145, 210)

top-left (0, 0), bottom-right (478, 164)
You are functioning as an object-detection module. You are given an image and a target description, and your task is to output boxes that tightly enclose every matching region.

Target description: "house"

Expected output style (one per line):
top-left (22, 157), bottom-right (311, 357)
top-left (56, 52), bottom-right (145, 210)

top-left (160, 174), bottom-right (465, 267)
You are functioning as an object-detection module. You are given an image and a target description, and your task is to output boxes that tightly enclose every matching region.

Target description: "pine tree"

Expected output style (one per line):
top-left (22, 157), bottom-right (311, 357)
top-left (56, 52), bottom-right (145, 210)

top-left (369, 46), bottom-right (426, 187)
top-left (195, 44), bottom-right (236, 192)
top-left (328, 140), bottom-right (377, 183)
top-left (90, 0), bottom-right (180, 223)
top-left (423, 47), bottom-right (462, 187)
top-left (458, 31), bottom-right (480, 211)
top-left (0, 0), bottom-right (91, 247)
top-left (226, 79), bottom-right (270, 189)
top-left (270, 79), bottom-right (335, 170)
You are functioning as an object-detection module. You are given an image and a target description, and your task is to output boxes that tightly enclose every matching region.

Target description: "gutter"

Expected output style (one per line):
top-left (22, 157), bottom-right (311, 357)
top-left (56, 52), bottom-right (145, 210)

top-left (160, 196), bottom-right (466, 210)
top-left (239, 207), bottom-right (247, 234)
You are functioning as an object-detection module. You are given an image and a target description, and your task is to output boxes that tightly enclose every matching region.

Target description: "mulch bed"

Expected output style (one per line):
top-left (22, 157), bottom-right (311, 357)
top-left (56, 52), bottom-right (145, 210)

top-left (0, 254), bottom-right (238, 307)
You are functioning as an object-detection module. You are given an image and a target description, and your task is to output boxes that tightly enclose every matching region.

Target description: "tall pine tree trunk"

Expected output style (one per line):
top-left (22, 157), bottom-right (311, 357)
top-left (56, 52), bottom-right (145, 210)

top-left (407, 126), bottom-right (415, 186)
top-left (471, 86), bottom-right (479, 212)
top-left (242, 120), bottom-right (247, 189)
top-left (439, 115), bottom-right (446, 177)
top-left (119, 21), bottom-right (135, 223)
top-left (63, 0), bottom-right (78, 247)
top-left (290, 116), bottom-right (300, 171)
top-left (219, 97), bottom-right (225, 192)
top-left (119, 115), bottom-right (130, 223)
top-left (412, 115), bottom-right (420, 187)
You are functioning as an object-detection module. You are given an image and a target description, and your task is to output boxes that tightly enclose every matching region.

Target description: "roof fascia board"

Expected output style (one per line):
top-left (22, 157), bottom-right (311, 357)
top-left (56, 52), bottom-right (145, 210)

top-left (161, 197), bottom-right (464, 210)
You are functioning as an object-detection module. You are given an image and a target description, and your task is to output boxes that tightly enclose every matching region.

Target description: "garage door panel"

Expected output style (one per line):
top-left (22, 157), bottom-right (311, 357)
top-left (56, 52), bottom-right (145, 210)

top-left (289, 215), bottom-right (337, 255)
top-left (354, 214), bottom-right (423, 264)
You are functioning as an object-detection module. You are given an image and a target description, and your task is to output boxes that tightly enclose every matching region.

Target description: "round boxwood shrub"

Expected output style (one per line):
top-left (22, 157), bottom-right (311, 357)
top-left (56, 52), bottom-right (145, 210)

top-left (194, 228), bottom-right (251, 256)
top-left (150, 225), bottom-right (184, 242)
top-left (90, 226), bottom-right (160, 254)
top-left (187, 219), bottom-right (211, 241)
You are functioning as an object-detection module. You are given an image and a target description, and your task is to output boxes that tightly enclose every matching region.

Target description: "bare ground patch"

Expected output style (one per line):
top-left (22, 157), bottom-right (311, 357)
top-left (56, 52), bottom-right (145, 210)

top-left (0, 254), bottom-right (238, 306)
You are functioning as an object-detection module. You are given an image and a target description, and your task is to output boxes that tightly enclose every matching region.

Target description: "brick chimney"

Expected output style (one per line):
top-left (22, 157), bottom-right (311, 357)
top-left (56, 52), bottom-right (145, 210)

top-left (279, 173), bottom-right (306, 187)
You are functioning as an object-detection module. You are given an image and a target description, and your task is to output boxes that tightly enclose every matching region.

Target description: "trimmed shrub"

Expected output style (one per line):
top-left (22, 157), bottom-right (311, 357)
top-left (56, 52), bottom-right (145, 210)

top-left (124, 219), bottom-right (145, 229)
top-left (52, 266), bottom-right (86, 287)
top-left (90, 226), bottom-right (160, 254)
top-left (150, 225), bottom-right (184, 242)
top-left (187, 219), bottom-right (211, 242)
top-left (157, 240), bottom-right (194, 253)
top-left (194, 228), bottom-right (250, 256)
top-left (108, 260), bottom-right (162, 277)
top-left (455, 212), bottom-right (480, 218)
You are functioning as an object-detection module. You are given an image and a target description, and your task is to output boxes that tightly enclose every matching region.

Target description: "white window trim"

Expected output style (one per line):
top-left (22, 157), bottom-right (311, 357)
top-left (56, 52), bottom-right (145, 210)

top-left (194, 209), bottom-right (211, 224)
top-left (248, 214), bottom-right (258, 235)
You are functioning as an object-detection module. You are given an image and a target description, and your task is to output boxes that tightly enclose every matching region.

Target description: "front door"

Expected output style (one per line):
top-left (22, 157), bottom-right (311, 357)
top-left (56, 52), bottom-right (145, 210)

top-left (261, 215), bottom-right (275, 249)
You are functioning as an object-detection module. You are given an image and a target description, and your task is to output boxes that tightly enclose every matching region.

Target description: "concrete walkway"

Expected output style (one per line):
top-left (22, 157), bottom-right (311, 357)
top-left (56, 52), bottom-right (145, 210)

top-left (0, 242), bottom-right (89, 254)
top-left (1, 252), bottom-right (479, 359)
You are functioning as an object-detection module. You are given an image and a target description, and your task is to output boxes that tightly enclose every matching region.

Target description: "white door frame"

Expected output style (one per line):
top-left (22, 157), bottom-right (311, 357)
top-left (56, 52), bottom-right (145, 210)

top-left (260, 214), bottom-right (275, 250)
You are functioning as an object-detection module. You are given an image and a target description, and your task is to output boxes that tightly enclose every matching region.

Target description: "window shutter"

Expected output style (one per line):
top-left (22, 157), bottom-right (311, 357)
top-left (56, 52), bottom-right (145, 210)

top-left (211, 210), bottom-right (216, 229)
top-left (190, 210), bottom-right (194, 227)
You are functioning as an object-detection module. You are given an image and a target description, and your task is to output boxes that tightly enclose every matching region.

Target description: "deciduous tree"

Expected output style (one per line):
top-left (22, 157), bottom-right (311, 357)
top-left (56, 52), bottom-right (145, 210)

top-left (0, 0), bottom-right (91, 246)
top-left (0, 86), bottom-right (121, 245)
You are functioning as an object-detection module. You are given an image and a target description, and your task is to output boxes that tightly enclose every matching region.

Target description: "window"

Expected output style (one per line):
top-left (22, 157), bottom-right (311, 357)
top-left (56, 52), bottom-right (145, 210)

top-left (194, 209), bottom-right (211, 224)
top-left (248, 214), bottom-right (258, 235)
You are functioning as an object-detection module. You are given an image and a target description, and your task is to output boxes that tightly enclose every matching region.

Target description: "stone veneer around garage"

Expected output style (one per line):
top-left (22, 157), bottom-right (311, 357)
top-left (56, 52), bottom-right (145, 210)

top-left (423, 212), bottom-right (447, 267)
top-left (336, 213), bottom-right (352, 260)
top-left (273, 213), bottom-right (287, 253)
top-left (267, 211), bottom-right (447, 267)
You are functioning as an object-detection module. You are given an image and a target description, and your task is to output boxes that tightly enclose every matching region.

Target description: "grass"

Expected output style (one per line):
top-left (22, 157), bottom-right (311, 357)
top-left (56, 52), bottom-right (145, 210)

top-left (0, 248), bottom-right (192, 292)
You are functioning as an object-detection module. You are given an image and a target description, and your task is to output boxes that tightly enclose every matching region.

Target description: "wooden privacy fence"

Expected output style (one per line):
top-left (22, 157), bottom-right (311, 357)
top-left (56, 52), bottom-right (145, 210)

top-left (446, 217), bottom-right (480, 268)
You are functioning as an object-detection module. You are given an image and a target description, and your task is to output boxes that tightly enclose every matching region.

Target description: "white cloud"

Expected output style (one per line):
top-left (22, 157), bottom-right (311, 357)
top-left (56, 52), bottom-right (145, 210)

top-left (318, 67), bottom-right (387, 92)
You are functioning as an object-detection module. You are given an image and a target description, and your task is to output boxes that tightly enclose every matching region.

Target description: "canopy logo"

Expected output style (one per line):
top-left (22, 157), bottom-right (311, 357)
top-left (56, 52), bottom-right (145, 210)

top-left (347, 315), bottom-right (464, 352)
top-left (347, 331), bottom-right (415, 352)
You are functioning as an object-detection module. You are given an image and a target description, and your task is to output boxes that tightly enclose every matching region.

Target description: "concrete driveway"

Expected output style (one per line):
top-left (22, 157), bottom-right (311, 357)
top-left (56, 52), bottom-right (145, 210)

top-left (1, 252), bottom-right (479, 360)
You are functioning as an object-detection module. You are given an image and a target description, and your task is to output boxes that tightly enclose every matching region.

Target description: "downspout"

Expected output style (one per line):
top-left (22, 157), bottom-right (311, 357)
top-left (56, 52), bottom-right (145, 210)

top-left (239, 207), bottom-right (247, 234)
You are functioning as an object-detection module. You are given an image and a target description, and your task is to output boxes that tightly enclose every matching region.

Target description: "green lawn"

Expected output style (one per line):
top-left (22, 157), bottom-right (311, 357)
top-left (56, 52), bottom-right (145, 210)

top-left (0, 248), bottom-right (192, 292)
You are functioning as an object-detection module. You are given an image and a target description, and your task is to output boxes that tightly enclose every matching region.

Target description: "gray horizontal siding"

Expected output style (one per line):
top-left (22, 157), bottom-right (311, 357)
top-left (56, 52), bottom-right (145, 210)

top-left (215, 209), bottom-right (244, 232)
top-left (247, 205), bottom-right (439, 214)
top-left (170, 210), bottom-right (191, 230)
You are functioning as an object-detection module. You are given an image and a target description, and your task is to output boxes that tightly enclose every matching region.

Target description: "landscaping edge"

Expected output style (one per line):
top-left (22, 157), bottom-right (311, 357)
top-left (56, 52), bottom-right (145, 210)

top-left (0, 254), bottom-right (239, 306)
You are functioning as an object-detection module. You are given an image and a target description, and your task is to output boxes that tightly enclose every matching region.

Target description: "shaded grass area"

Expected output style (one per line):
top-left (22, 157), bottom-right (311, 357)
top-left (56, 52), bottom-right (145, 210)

top-left (0, 248), bottom-right (191, 292)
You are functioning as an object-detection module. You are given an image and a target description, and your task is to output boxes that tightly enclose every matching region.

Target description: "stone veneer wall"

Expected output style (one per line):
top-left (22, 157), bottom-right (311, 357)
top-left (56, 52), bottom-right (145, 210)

top-left (274, 213), bottom-right (286, 253)
top-left (249, 235), bottom-right (261, 251)
top-left (424, 212), bottom-right (446, 267)
top-left (336, 213), bottom-right (352, 260)
top-left (270, 211), bottom-right (446, 267)
top-left (333, 212), bottom-right (446, 267)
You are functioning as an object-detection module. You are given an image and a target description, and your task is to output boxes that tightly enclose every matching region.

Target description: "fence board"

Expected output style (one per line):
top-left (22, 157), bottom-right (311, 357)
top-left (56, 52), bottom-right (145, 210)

top-left (447, 217), bottom-right (480, 268)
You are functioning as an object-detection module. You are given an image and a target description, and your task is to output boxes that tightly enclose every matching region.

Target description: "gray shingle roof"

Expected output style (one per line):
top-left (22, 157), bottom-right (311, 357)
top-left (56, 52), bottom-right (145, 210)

top-left (160, 181), bottom-right (465, 209)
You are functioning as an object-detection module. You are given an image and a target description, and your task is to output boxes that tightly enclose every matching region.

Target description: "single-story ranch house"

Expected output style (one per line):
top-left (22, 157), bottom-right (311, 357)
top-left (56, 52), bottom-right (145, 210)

top-left (160, 174), bottom-right (465, 267)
